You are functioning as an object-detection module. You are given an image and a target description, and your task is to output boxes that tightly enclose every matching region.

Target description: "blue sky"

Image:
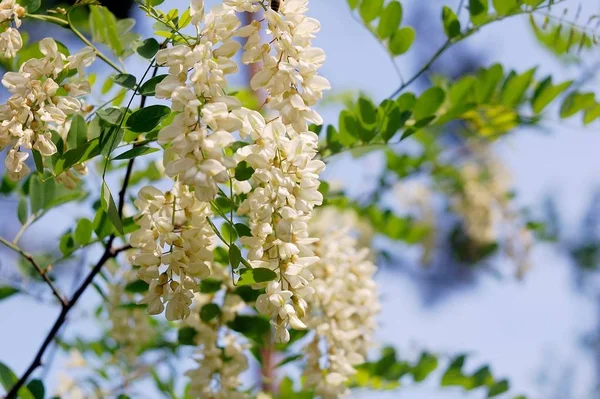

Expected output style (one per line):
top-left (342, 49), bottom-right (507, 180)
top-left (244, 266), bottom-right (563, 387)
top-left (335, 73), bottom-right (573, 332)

top-left (2, 0), bottom-right (600, 398)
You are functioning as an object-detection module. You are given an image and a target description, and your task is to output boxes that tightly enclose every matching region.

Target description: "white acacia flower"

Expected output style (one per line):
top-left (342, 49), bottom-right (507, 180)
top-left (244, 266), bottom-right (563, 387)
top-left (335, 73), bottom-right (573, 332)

top-left (0, 38), bottom-right (94, 181)
top-left (302, 208), bottom-right (380, 397)
top-left (0, 28), bottom-right (22, 58)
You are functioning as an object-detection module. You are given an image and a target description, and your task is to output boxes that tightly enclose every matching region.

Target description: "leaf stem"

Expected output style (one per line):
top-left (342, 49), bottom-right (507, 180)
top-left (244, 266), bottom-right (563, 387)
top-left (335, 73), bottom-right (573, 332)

top-left (25, 13), bottom-right (125, 75)
top-left (0, 236), bottom-right (68, 307)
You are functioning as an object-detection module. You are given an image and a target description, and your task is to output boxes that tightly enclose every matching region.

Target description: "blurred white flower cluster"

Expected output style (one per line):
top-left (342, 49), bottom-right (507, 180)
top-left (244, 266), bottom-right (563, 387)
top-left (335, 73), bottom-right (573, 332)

top-left (0, 38), bottom-right (94, 181)
top-left (303, 208), bottom-right (380, 398)
top-left (184, 289), bottom-right (248, 399)
top-left (0, 0), bottom-right (25, 58)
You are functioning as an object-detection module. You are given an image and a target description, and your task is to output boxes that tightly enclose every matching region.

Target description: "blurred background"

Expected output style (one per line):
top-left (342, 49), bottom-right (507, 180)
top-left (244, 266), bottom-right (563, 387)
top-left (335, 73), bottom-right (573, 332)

top-left (2, 0), bottom-right (600, 398)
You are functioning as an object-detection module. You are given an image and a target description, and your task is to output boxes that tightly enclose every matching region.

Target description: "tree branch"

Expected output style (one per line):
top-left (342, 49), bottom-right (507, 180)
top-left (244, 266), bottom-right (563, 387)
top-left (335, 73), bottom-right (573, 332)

top-left (0, 237), bottom-right (68, 307)
top-left (4, 144), bottom-right (138, 399)
top-left (2, 240), bottom-right (131, 399)
top-left (388, 1), bottom-right (565, 98)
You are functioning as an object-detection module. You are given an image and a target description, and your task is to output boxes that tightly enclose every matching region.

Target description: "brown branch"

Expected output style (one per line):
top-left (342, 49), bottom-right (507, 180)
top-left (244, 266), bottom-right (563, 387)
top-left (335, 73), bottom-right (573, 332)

top-left (2, 239), bottom-right (131, 399)
top-left (0, 237), bottom-right (68, 307)
top-left (5, 150), bottom-right (136, 399)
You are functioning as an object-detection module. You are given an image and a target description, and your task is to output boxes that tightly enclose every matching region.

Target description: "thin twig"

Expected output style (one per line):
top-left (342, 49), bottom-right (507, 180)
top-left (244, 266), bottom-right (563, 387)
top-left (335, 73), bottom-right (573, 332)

top-left (0, 237), bottom-right (67, 307)
top-left (26, 14), bottom-right (125, 75)
top-left (388, 2), bottom-right (564, 98)
top-left (3, 240), bottom-right (131, 399)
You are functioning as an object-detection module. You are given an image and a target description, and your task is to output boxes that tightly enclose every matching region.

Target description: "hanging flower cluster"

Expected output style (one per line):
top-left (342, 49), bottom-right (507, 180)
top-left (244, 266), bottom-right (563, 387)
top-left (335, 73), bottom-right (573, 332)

top-left (184, 289), bottom-right (248, 399)
top-left (0, 0), bottom-right (25, 58)
top-left (155, 2), bottom-right (246, 201)
top-left (450, 149), bottom-right (532, 275)
top-left (107, 270), bottom-right (154, 362)
top-left (0, 38), bottom-right (94, 180)
top-left (130, 183), bottom-right (216, 320)
top-left (301, 208), bottom-right (379, 397)
top-left (451, 160), bottom-right (510, 245)
top-left (234, 0), bottom-right (330, 343)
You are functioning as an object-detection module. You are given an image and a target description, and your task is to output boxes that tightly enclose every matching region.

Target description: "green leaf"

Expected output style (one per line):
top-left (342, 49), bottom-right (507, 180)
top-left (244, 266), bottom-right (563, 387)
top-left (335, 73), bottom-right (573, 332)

top-left (97, 107), bottom-right (125, 126)
top-left (501, 68), bottom-right (536, 108)
top-left (126, 105), bottom-right (170, 133)
top-left (359, 0), bottom-right (384, 23)
top-left (89, 6), bottom-right (124, 56)
top-left (413, 87), bottom-right (446, 120)
top-left (0, 361), bottom-right (35, 399)
top-left (234, 285), bottom-right (262, 302)
top-left (32, 150), bottom-right (43, 174)
top-left (67, 114), bottom-right (88, 150)
top-left (125, 280), bottom-right (149, 293)
top-left (101, 181), bottom-right (123, 235)
top-left (412, 352), bottom-right (438, 382)
top-left (357, 96), bottom-right (378, 127)
top-left (229, 244), bottom-right (242, 270)
top-left (59, 231), bottom-right (75, 256)
top-left (236, 268), bottom-right (277, 286)
top-left (29, 174), bottom-right (56, 213)
top-left (560, 92), bottom-right (597, 118)
top-left (178, 327), bottom-right (197, 345)
top-left (338, 110), bottom-right (359, 146)
top-left (137, 38), bottom-right (160, 59)
top-left (347, 0), bottom-right (359, 10)
top-left (442, 6), bottom-right (461, 39)
top-left (493, 0), bottom-right (519, 15)
top-left (200, 303), bottom-right (221, 322)
top-left (227, 315), bottom-right (270, 343)
top-left (0, 175), bottom-right (17, 195)
top-left (476, 64), bottom-right (504, 103)
top-left (357, 96), bottom-right (378, 142)
top-left (378, 100), bottom-right (408, 142)
top-left (93, 209), bottom-right (114, 239)
top-left (234, 223), bottom-right (252, 237)
top-left (112, 146), bottom-right (159, 161)
top-left (54, 139), bottom-right (101, 175)
top-left (222, 222), bottom-right (237, 243)
top-left (74, 218), bottom-right (93, 246)
top-left (139, 74), bottom-right (168, 97)
top-left (0, 286), bottom-right (19, 300)
top-left (583, 103), bottom-right (600, 125)
top-left (17, 197), bottom-right (27, 225)
top-left (469, 0), bottom-right (489, 25)
top-left (99, 126), bottom-right (124, 158)
top-left (234, 161), bottom-right (255, 181)
top-left (200, 279), bottom-right (222, 293)
top-left (113, 73), bottom-right (137, 90)
top-left (389, 26), bottom-right (416, 56)
top-left (26, 379), bottom-right (44, 399)
top-left (488, 379), bottom-right (510, 397)
top-left (531, 78), bottom-right (572, 114)
top-left (17, 0), bottom-right (40, 12)
top-left (377, 1), bottom-right (402, 39)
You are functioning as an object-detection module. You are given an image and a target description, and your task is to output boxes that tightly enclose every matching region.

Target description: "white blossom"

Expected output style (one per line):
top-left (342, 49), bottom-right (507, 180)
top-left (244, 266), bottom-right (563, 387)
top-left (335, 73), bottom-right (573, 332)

top-left (130, 183), bottom-right (216, 321)
top-left (302, 208), bottom-right (380, 398)
top-left (0, 38), bottom-right (94, 181)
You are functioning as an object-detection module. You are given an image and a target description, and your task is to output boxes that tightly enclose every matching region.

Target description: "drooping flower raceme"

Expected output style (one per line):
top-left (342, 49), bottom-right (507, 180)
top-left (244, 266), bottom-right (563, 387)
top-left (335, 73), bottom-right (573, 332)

top-left (0, 38), bottom-right (94, 181)
top-left (130, 183), bottom-right (216, 321)
top-left (302, 208), bottom-right (380, 398)
top-left (0, 0), bottom-right (25, 58)
top-left (154, 3), bottom-right (248, 202)
top-left (107, 269), bottom-right (154, 362)
top-left (235, 0), bottom-right (330, 343)
top-left (184, 288), bottom-right (248, 399)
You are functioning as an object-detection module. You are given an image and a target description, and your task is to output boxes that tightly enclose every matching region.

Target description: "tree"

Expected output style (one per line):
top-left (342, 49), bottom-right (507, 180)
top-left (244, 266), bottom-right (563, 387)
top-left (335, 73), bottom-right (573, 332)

top-left (0, 0), bottom-right (598, 397)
